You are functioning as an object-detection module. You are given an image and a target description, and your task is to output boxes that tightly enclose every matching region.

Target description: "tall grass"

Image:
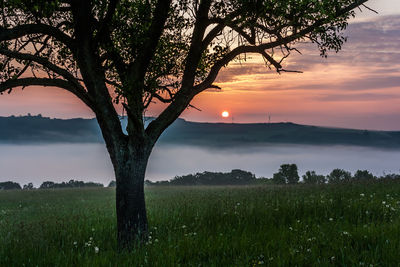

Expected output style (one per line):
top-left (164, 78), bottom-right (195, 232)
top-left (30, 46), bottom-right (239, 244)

top-left (1, 182), bottom-right (400, 266)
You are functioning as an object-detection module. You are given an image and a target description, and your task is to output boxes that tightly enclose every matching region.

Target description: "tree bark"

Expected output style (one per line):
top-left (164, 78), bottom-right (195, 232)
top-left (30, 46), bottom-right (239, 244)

top-left (112, 140), bottom-right (152, 249)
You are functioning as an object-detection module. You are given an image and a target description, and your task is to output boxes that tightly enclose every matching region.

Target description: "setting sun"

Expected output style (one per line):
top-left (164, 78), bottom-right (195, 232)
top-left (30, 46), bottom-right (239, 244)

top-left (221, 111), bottom-right (229, 118)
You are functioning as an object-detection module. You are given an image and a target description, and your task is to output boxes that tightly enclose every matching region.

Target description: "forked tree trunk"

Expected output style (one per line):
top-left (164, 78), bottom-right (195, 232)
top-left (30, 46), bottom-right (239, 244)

top-left (113, 143), bottom-right (152, 249)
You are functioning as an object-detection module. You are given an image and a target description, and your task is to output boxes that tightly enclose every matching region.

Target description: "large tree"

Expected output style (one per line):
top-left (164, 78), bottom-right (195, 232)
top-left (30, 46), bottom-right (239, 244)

top-left (0, 0), bottom-right (370, 248)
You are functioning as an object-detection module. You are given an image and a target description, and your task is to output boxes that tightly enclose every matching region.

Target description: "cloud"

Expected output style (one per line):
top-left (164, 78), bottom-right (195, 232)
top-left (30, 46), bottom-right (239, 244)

top-left (214, 15), bottom-right (400, 96)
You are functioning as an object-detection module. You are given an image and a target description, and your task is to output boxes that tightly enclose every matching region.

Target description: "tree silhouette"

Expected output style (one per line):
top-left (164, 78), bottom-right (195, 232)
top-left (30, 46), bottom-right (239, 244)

top-left (0, 0), bottom-right (370, 248)
top-left (302, 171), bottom-right (326, 185)
top-left (273, 164), bottom-right (300, 184)
top-left (327, 168), bottom-right (352, 183)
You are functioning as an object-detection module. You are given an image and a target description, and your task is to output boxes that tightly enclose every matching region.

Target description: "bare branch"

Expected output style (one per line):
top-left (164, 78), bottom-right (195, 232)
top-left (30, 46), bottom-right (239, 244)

top-left (0, 23), bottom-right (75, 51)
top-left (0, 77), bottom-right (94, 109)
top-left (0, 48), bottom-right (85, 92)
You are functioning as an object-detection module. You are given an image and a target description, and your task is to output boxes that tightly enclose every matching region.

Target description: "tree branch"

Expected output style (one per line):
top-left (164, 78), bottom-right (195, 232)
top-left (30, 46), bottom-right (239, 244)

top-left (0, 48), bottom-right (85, 93)
top-left (131, 0), bottom-right (172, 79)
top-left (195, 0), bottom-right (369, 92)
top-left (0, 23), bottom-right (75, 51)
top-left (0, 77), bottom-right (94, 109)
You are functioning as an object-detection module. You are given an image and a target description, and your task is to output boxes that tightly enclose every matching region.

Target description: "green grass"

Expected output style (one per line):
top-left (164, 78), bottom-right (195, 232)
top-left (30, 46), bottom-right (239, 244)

top-left (1, 182), bottom-right (400, 266)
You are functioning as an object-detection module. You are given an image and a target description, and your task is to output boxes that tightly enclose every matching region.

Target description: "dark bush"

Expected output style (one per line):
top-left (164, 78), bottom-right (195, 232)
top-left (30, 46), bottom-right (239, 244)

top-left (0, 181), bottom-right (22, 190)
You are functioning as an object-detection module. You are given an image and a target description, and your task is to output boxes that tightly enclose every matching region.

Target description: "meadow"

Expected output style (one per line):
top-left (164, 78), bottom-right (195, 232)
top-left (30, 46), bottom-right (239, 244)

top-left (1, 182), bottom-right (400, 266)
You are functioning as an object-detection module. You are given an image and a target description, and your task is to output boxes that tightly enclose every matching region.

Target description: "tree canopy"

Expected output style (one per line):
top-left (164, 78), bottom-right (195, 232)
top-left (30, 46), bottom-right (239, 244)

top-left (0, 0), bottom-right (369, 143)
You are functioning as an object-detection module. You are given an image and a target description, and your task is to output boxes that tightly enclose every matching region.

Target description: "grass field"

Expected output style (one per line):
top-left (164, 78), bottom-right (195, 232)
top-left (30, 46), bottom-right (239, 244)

top-left (1, 182), bottom-right (400, 266)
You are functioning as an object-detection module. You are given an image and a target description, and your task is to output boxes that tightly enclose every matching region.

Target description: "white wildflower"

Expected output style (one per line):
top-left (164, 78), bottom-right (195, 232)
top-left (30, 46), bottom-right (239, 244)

top-left (94, 247), bottom-right (99, 254)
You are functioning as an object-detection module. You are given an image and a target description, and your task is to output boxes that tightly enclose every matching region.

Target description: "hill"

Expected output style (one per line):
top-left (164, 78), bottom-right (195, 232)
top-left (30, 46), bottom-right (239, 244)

top-left (1, 115), bottom-right (399, 148)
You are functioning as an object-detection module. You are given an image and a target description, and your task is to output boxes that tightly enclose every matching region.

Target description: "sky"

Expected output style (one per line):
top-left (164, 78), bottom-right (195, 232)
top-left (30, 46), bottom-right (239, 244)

top-left (0, 0), bottom-right (399, 130)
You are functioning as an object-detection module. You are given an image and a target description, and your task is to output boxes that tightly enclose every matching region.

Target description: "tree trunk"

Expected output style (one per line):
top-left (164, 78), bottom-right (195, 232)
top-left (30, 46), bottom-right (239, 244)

top-left (113, 143), bottom-right (151, 249)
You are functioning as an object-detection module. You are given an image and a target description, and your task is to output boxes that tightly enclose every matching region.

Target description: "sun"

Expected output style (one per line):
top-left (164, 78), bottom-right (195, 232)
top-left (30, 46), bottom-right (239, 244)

top-left (221, 111), bottom-right (229, 118)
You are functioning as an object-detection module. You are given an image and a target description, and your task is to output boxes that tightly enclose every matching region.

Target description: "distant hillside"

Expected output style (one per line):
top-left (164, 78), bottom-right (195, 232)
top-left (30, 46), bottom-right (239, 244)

top-left (1, 115), bottom-right (400, 148)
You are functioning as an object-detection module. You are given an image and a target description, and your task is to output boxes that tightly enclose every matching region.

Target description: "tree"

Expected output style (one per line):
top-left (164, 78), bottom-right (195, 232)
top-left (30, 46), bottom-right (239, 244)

top-left (0, 0), bottom-right (370, 248)
top-left (302, 171), bottom-right (326, 185)
top-left (274, 164), bottom-right (300, 184)
top-left (327, 168), bottom-right (351, 184)
top-left (353, 170), bottom-right (375, 181)
top-left (0, 181), bottom-right (22, 190)
top-left (23, 182), bottom-right (35, 190)
top-left (272, 172), bottom-right (286, 184)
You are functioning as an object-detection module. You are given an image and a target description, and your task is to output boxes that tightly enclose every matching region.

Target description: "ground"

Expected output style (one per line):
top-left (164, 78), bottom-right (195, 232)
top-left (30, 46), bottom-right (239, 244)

top-left (1, 182), bottom-right (400, 266)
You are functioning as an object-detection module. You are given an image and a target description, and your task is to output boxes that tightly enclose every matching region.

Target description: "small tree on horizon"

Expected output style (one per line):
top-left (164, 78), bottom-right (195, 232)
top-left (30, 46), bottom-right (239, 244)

top-left (327, 168), bottom-right (352, 184)
top-left (353, 170), bottom-right (375, 181)
top-left (302, 171), bottom-right (326, 185)
top-left (0, 0), bottom-right (370, 248)
top-left (273, 164), bottom-right (300, 184)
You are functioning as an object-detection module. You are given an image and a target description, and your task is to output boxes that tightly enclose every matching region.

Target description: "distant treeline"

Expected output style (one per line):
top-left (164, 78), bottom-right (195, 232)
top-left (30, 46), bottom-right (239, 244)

top-left (147, 169), bottom-right (256, 186)
top-left (144, 165), bottom-right (400, 186)
top-left (0, 180), bottom-right (104, 190)
top-left (2, 165), bottom-right (400, 190)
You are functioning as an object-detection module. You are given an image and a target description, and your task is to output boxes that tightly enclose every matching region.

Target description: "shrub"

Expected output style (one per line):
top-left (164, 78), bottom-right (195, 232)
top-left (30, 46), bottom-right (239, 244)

top-left (327, 169), bottom-right (351, 184)
top-left (0, 181), bottom-right (21, 190)
top-left (302, 171), bottom-right (326, 184)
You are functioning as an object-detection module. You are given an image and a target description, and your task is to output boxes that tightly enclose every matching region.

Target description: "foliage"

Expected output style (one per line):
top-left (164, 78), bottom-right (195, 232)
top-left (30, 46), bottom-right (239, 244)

top-left (0, 181), bottom-right (21, 190)
top-left (327, 168), bottom-right (352, 184)
top-left (2, 181), bottom-right (400, 265)
top-left (39, 180), bottom-right (103, 189)
top-left (108, 180), bottom-right (116, 187)
top-left (23, 183), bottom-right (34, 190)
top-left (273, 164), bottom-right (300, 184)
top-left (149, 169), bottom-right (256, 186)
top-left (354, 170), bottom-right (375, 181)
top-left (302, 171), bottom-right (326, 185)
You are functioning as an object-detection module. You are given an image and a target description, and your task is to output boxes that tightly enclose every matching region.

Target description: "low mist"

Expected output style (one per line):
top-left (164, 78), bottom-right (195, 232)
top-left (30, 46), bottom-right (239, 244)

top-left (1, 143), bottom-right (399, 187)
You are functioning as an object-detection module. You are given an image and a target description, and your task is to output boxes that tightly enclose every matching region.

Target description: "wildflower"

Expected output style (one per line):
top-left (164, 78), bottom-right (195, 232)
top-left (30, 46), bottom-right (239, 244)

top-left (289, 227), bottom-right (293, 231)
top-left (154, 239), bottom-right (159, 243)
top-left (94, 247), bottom-right (99, 254)
top-left (236, 202), bottom-right (241, 206)
top-left (307, 249), bottom-right (311, 252)
top-left (181, 225), bottom-right (187, 229)
top-left (342, 231), bottom-right (350, 236)
top-left (89, 237), bottom-right (93, 241)
top-left (331, 256), bottom-right (335, 261)
top-left (360, 193), bottom-right (365, 197)
top-left (329, 218), bottom-right (333, 221)
top-left (92, 228), bottom-right (95, 232)
top-left (73, 241), bottom-right (77, 246)
top-left (382, 201), bottom-right (386, 205)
